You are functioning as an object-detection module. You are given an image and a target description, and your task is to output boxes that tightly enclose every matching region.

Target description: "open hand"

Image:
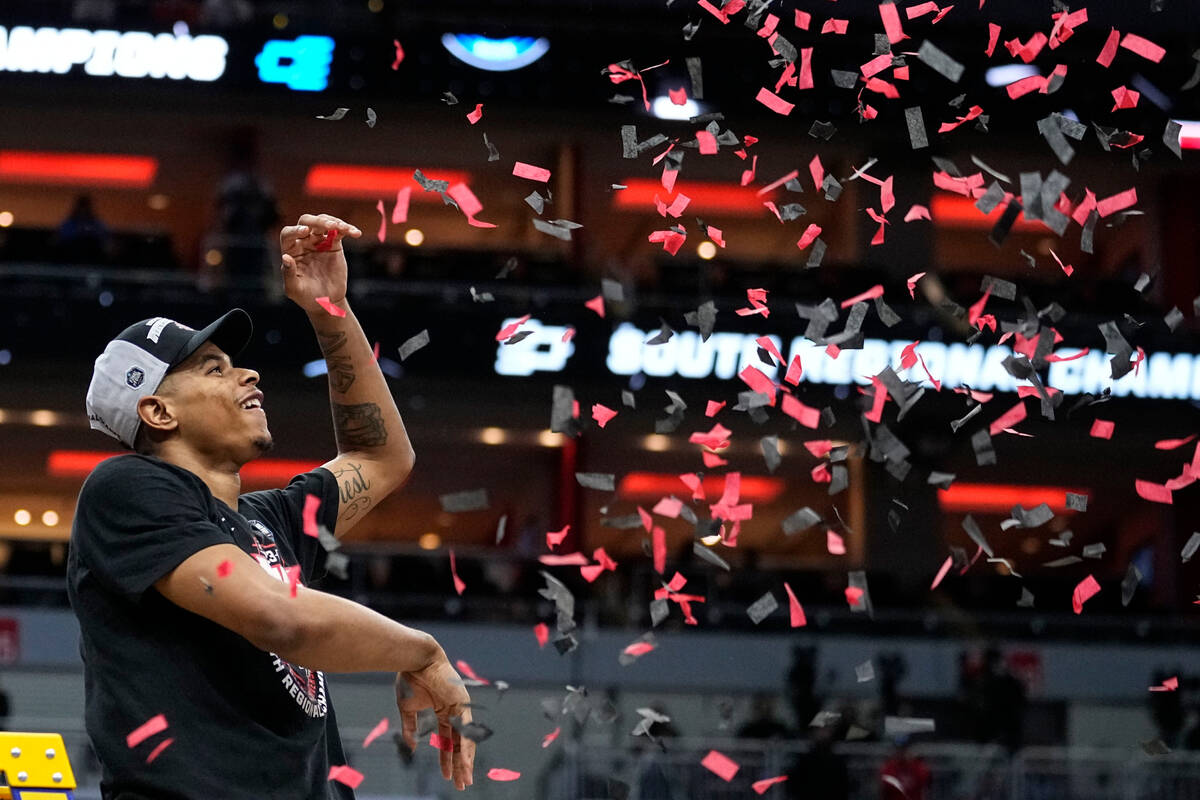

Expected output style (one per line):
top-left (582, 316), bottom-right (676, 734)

top-left (396, 655), bottom-right (475, 790)
top-left (279, 213), bottom-right (362, 313)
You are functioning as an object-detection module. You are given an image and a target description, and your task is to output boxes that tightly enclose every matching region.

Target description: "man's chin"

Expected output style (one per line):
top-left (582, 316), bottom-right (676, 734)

top-left (251, 435), bottom-right (275, 455)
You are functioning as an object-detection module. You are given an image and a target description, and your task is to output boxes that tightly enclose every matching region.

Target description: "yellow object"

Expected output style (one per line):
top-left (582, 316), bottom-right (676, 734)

top-left (0, 732), bottom-right (76, 799)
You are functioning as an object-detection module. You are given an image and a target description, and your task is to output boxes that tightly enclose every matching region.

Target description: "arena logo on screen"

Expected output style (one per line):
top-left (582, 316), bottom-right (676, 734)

top-left (0, 25), bottom-right (228, 81)
top-left (495, 319), bottom-right (1200, 400)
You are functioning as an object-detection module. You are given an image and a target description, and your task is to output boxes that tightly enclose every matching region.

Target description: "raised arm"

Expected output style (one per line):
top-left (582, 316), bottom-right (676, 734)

top-left (279, 213), bottom-right (416, 536)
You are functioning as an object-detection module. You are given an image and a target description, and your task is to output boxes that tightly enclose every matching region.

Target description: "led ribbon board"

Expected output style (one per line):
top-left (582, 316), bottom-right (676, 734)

top-left (0, 25), bottom-right (227, 81)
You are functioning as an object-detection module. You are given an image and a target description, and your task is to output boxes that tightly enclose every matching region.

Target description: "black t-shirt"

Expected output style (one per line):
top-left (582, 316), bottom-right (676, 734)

top-left (67, 454), bottom-right (353, 800)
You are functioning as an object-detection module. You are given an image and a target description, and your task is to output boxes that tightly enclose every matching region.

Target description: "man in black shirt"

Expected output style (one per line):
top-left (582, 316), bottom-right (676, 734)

top-left (69, 213), bottom-right (474, 798)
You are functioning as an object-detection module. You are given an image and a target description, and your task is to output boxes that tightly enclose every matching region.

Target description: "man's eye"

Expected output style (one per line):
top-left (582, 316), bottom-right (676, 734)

top-left (209, 366), bottom-right (222, 374)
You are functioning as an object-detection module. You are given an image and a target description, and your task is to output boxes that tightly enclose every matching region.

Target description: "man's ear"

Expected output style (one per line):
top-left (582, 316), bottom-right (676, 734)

top-left (137, 394), bottom-right (179, 435)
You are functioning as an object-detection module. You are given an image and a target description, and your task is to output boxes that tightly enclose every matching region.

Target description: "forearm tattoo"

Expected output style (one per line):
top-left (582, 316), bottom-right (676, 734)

top-left (317, 330), bottom-right (355, 394)
top-left (332, 401), bottom-right (388, 448)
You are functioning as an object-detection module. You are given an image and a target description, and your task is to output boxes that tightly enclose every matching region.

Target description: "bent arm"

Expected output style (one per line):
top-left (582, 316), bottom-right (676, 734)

top-left (310, 301), bottom-right (416, 534)
top-left (155, 543), bottom-right (438, 673)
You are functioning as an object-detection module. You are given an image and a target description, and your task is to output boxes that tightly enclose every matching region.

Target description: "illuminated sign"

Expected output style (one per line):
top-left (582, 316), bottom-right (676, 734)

top-left (441, 33), bottom-right (550, 72)
top-left (255, 35), bottom-right (334, 91)
top-left (0, 25), bottom-right (227, 81)
top-left (495, 319), bottom-right (1200, 400)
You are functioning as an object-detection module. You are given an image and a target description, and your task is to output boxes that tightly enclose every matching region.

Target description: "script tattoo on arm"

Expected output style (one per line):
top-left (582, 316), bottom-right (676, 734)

top-left (317, 330), bottom-right (356, 394)
top-left (332, 401), bottom-right (388, 449)
top-left (332, 460), bottom-right (372, 522)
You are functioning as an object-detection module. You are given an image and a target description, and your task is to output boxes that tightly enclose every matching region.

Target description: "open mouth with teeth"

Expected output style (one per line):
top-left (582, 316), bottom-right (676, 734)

top-left (240, 398), bottom-right (263, 411)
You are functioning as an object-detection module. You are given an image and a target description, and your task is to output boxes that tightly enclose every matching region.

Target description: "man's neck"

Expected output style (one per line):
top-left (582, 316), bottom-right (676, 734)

top-left (154, 447), bottom-right (243, 508)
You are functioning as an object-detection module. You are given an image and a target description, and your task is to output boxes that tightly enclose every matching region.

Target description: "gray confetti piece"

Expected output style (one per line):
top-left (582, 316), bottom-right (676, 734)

top-left (1165, 307), bottom-right (1184, 332)
top-left (746, 592), bottom-right (778, 624)
top-left (495, 514), bottom-right (507, 544)
top-left (1182, 532), bottom-right (1200, 562)
top-left (1017, 587), bottom-right (1036, 607)
top-left (1065, 492), bottom-right (1089, 512)
top-left (686, 56), bottom-right (704, 99)
top-left (684, 300), bottom-right (718, 341)
top-left (962, 514), bottom-right (994, 558)
top-left (1082, 543), bottom-right (1106, 559)
top-left (848, 570), bottom-right (873, 616)
top-left (621, 390), bottom-right (636, 409)
top-left (915, 40), bottom-right (963, 82)
top-left (971, 428), bottom-right (996, 466)
top-left (1165, 119), bottom-right (1183, 159)
top-left (645, 321), bottom-right (675, 346)
top-left (831, 69), bottom-right (859, 89)
top-left (525, 191), bottom-right (545, 214)
top-left (875, 295), bottom-right (902, 327)
top-left (821, 175), bottom-right (843, 201)
top-left (503, 330), bottom-right (534, 345)
top-left (761, 435), bottom-right (781, 473)
top-left (441, 92), bottom-right (459, 105)
top-left (970, 155), bottom-right (1011, 184)
top-left (324, 551), bottom-right (350, 580)
top-left (620, 125), bottom-right (638, 159)
top-left (806, 238), bottom-right (827, 268)
top-left (533, 218), bottom-right (575, 240)
top-left (1142, 739), bottom-right (1171, 756)
top-left (693, 541), bottom-right (730, 571)
top-left (576, 472), bottom-right (616, 491)
top-left (397, 329), bottom-right (430, 361)
top-left (783, 507), bottom-right (822, 535)
top-left (439, 488), bottom-right (489, 513)
top-left (1081, 208), bottom-right (1098, 254)
top-left (1122, 564), bottom-right (1142, 606)
top-left (602, 278), bottom-right (625, 303)
top-left (649, 597), bottom-right (670, 626)
top-left (855, 660), bottom-right (875, 683)
top-left (1043, 555), bottom-right (1082, 568)
top-left (980, 274), bottom-right (1017, 301)
top-left (976, 182), bottom-right (1006, 215)
top-left (885, 716), bottom-right (935, 736)
top-left (904, 107), bottom-right (929, 149)
top-left (551, 385), bottom-right (580, 436)
top-left (483, 132), bottom-right (500, 161)
top-left (810, 711), bottom-right (843, 728)
top-left (469, 286), bottom-right (494, 303)
top-left (928, 471), bottom-right (956, 489)
top-left (365, 107), bottom-right (377, 128)
top-left (1037, 115), bottom-right (1075, 165)
top-left (950, 403), bottom-right (983, 434)
top-left (317, 107), bottom-right (349, 120)
top-left (809, 120), bottom-right (837, 140)
top-left (989, 198), bottom-right (1022, 247)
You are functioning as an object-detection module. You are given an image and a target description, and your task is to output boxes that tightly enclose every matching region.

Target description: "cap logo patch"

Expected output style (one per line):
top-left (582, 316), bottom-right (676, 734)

top-left (126, 366), bottom-right (145, 388)
top-left (145, 318), bottom-right (172, 343)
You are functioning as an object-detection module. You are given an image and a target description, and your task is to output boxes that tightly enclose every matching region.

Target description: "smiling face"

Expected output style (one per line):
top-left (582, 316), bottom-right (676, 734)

top-left (137, 341), bottom-right (273, 464)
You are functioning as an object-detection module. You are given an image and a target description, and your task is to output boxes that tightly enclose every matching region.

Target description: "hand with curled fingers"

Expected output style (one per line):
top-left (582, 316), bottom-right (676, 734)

top-left (396, 654), bottom-right (475, 790)
top-left (279, 213), bottom-right (362, 313)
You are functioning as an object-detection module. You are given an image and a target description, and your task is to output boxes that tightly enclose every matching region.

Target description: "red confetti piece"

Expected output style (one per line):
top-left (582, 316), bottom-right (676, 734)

top-left (302, 493), bottom-right (321, 538)
top-left (861, 53), bottom-right (893, 79)
top-left (533, 622), bottom-right (549, 649)
top-left (446, 182), bottom-right (495, 227)
top-left (782, 394), bottom-right (820, 428)
top-left (701, 750), bottom-right (741, 782)
top-left (1090, 419), bottom-right (1115, 439)
top-left (795, 9), bottom-right (811, 29)
top-left (513, 161), bottom-right (551, 182)
top-left (753, 775), bottom-right (789, 794)
top-left (145, 737), bottom-right (174, 764)
top-left (391, 39), bottom-right (405, 70)
top-left (1156, 435), bottom-right (1197, 451)
top-left (879, 2), bottom-right (906, 44)
top-left (315, 296), bottom-right (346, 318)
top-left (840, 284), bottom-right (884, 308)
top-left (1136, 479), bottom-right (1173, 505)
top-left (900, 341), bottom-right (920, 370)
top-left (216, 559), bottom-right (232, 578)
top-left (1097, 187), bottom-right (1137, 217)
top-left (313, 229), bottom-right (338, 251)
top-left (652, 526), bottom-right (666, 573)
top-left (705, 400), bottom-right (726, 417)
top-left (1072, 574), bottom-right (1101, 614)
top-left (1049, 248), bottom-right (1074, 277)
top-left (827, 530), bottom-right (845, 555)
top-left (783, 355), bottom-right (803, 385)
top-left (1111, 85), bottom-right (1140, 110)
top-left (668, 86), bottom-right (688, 104)
top-left (989, 400), bottom-right (1027, 436)
top-left (985, 22), bottom-right (1001, 56)
top-left (907, 1), bottom-right (938, 18)
top-left (375, 199), bottom-right (387, 243)
top-left (795, 223), bottom-right (823, 250)
top-left (1120, 32), bottom-right (1165, 63)
top-left (623, 640), bottom-right (656, 657)
top-left (696, 130), bottom-right (719, 154)
top-left (287, 564), bottom-right (301, 598)
top-left (755, 336), bottom-right (785, 364)
top-left (392, 186), bottom-right (410, 224)
top-left (541, 726), bottom-right (561, 748)
top-left (697, 0), bottom-right (732, 23)
top-left (580, 564), bottom-right (604, 582)
top-left (466, 103), bottom-right (484, 124)
top-left (865, 376), bottom-right (888, 423)
top-left (561, 327), bottom-right (575, 343)
top-left (539, 553), bottom-right (590, 566)
top-left (488, 768), bottom-right (522, 782)
top-left (784, 581), bottom-right (807, 626)
top-left (1150, 676), bottom-right (1180, 692)
top-left (449, 548), bottom-right (465, 595)
top-left (429, 733), bottom-right (454, 752)
top-left (797, 47), bottom-right (814, 89)
top-left (363, 718), bottom-right (389, 748)
top-left (930, 555), bottom-right (953, 590)
top-left (495, 314), bottom-right (531, 342)
top-left (592, 403), bottom-right (618, 428)
top-left (845, 586), bottom-right (865, 607)
top-left (127, 714), bottom-right (168, 748)
top-left (822, 17), bottom-right (849, 34)
top-left (1097, 27), bottom-right (1121, 66)
top-left (755, 87), bottom-right (794, 115)
top-left (371, 340), bottom-right (381, 362)
top-left (546, 525), bottom-right (570, 550)
top-left (456, 659), bottom-right (490, 685)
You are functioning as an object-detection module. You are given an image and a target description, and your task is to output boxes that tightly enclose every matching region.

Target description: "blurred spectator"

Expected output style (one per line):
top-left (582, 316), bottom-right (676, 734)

top-left (786, 645), bottom-right (820, 732)
top-left (880, 736), bottom-right (930, 800)
top-left (960, 646), bottom-right (1027, 752)
top-left (737, 693), bottom-right (791, 739)
top-left (204, 129), bottom-right (279, 290)
top-left (786, 726), bottom-right (848, 800)
top-left (55, 195), bottom-right (112, 265)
